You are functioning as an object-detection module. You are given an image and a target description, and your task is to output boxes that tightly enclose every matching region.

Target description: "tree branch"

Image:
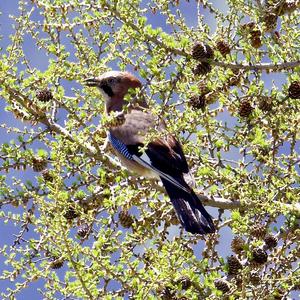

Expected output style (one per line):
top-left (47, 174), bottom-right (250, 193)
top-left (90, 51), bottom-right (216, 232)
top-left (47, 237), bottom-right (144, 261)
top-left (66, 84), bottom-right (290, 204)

top-left (101, 2), bottom-right (300, 72)
top-left (2, 85), bottom-right (299, 214)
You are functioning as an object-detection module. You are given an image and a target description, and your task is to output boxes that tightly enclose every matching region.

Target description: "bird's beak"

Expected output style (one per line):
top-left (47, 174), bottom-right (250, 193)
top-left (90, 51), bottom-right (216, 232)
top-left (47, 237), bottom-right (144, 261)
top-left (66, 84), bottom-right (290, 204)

top-left (83, 77), bottom-right (101, 87)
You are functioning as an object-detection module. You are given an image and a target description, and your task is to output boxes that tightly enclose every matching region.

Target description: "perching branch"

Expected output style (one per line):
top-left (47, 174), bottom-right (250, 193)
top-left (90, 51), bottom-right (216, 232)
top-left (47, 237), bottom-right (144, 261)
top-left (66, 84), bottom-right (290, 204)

top-left (2, 85), bottom-right (299, 215)
top-left (146, 174), bottom-right (300, 214)
top-left (0, 83), bottom-right (242, 211)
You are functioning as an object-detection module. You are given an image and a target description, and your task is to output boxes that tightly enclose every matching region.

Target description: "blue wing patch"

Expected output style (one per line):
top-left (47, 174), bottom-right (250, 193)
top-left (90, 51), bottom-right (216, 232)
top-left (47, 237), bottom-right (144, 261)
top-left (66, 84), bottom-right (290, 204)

top-left (108, 132), bottom-right (134, 161)
top-left (108, 132), bottom-right (190, 193)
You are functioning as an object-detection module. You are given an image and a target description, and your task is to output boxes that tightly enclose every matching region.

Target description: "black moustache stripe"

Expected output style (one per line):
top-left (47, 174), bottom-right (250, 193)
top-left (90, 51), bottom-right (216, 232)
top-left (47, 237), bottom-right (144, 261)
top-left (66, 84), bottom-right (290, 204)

top-left (101, 84), bottom-right (114, 97)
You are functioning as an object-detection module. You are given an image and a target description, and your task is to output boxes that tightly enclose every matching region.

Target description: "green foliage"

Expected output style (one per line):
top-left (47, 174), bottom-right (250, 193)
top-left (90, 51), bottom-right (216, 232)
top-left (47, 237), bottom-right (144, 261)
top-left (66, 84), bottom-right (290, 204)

top-left (0, 0), bottom-right (299, 299)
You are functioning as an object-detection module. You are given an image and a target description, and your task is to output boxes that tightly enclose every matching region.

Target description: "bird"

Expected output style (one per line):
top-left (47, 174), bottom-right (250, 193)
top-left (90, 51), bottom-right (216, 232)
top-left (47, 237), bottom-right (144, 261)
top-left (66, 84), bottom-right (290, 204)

top-left (84, 71), bottom-right (215, 234)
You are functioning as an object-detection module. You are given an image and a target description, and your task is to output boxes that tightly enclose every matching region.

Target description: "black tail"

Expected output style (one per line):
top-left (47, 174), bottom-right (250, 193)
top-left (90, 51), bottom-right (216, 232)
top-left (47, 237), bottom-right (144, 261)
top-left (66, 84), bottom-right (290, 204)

top-left (161, 176), bottom-right (215, 234)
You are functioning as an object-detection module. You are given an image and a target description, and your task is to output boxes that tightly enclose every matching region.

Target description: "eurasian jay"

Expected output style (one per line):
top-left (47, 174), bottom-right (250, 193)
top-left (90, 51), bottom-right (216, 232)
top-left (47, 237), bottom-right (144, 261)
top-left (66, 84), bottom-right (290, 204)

top-left (84, 71), bottom-right (215, 234)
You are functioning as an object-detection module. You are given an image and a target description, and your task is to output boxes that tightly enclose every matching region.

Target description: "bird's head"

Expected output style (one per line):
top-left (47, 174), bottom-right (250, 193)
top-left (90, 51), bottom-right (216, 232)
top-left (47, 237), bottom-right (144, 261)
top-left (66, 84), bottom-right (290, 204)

top-left (84, 71), bottom-right (142, 102)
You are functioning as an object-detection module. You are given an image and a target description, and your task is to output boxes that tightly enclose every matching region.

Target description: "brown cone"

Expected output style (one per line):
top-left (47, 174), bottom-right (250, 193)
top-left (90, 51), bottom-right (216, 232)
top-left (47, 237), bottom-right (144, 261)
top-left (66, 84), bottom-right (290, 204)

top-left (231, 236), bottom-right (245, 254)
top-left (189, 94), bottom-right (206, 109)
top-left (250, 224), bottom-right (267, 239)
top-left (214, 279), bottom-right (230, 293)
top-left (288, 81), bottom-right (300, 99)
top-left (36, 89), bottom-right (53, 102)
top-left (193, 62), bottom-right (212, 76)
top-left (227, 255), bottom-right (242, 275)
top-left (32, 157), bottom-right (47, 172)
top-left (239, 100), bottom-right (253, 118)
top-left (264, 234), bottom-right (278, 249)
top-left (191, 43), bottom-right (214, 60)
top-left (252, 248), bottom-right (268, 264)
top-left (216, 40), bottom-right (231, 56)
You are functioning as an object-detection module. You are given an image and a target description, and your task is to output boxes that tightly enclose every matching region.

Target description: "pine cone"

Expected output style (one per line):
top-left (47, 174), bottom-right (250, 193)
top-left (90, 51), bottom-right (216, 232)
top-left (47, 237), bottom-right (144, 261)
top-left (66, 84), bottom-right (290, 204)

top-left (263, 12), bottom-right (278, 31)
top-left (77, 223), bottom-right (89, 238)
top-left (177, 276), bottom-right (192, 290)
top-left (249, 271), bottom-right (260, 285)
top-left (227, 255), bottom-right (242, 276)
top-left (250, 36), bottom-right (262, 48)
top-left (288, 81), bottom-right (300, 99)
top-left (63, 207), bottom-right (78, 220)
top-left (231, 236), bottom-right (245, 254)
top-left (214, 279), bottom-right (230, 293)
top-left (50, 257), bottom-right (64, 269)
top-left (36, 89), bottom-right (53, 102)
top-left (193, 62), bottom-right (212, 76)
top-left (41, 169), bottom-right (54, 182)
top-left (258, 96), bottom-right (273, 112)
top-left (250, 29), bottom-right (261, 38)
top-left (239, 100), bottom-right (253, 118)
top-left (264, 234), bottom-right (278, 249)
top-left (249, 29), bottom-right (262, 48)
top-left (250, 224), bottom-right (267, 239)
top-left (32, 157), bottom-right (47, 172)
top-left (216, 40), bottom-right (231, 56)
top-left (191, 42), bottom-right (214, 60)
top-left (252, 248), bottom-right (268, 264)
top-left (119, 210), bottom-right (134, 228)
top-left (189, 94), bottom-right (206, 109)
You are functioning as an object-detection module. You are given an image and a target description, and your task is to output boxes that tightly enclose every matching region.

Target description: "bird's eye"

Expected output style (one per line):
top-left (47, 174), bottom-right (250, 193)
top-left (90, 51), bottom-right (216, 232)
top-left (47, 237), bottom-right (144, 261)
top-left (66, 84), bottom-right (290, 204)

top-left (108, 78), bottom-right (116, 85)
top-left (109, 77), bottom-right (122, 84)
